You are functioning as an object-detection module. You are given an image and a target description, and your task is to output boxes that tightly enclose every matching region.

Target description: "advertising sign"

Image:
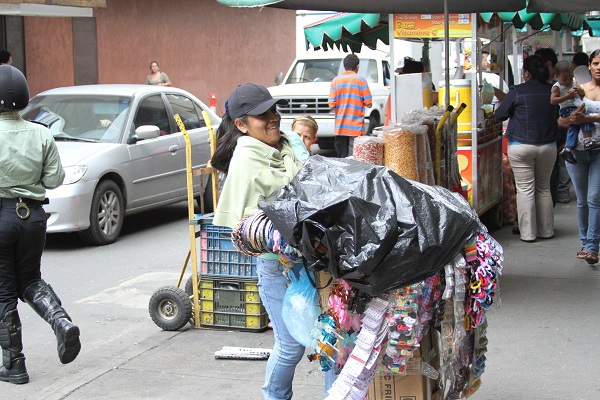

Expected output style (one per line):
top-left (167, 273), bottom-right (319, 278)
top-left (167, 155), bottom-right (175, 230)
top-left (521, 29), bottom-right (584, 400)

top-left (393, 14), bottom-right (472, 39)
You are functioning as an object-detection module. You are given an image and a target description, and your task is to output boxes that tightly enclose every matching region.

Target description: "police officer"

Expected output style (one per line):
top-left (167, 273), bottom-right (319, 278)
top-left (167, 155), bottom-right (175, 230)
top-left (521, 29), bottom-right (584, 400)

top-left (0, 65), bottom-right (80, 384)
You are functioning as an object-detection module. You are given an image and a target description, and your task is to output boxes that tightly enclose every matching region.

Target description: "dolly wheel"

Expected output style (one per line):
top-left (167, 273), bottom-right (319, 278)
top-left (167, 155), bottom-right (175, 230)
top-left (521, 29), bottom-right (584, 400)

top-left (184, 275), bottom-right (198, 297)
top-left (149, 286), bottom-right (192, 331)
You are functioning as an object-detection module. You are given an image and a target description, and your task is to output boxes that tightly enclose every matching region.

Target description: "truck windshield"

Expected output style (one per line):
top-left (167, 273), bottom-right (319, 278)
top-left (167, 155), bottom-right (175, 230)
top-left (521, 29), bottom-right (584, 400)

top-left (285, 58), bottom-right (379, 84)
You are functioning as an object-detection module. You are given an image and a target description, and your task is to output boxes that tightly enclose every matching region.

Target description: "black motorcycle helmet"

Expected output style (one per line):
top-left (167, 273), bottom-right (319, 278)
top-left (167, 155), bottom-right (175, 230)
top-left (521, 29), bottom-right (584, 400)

top-left (0, 64), bottom-right (29, 112)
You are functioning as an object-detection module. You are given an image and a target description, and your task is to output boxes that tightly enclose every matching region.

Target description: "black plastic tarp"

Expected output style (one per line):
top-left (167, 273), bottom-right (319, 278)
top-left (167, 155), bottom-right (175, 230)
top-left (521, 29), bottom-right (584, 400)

top-left (259, 155), bottom-right (481, 296)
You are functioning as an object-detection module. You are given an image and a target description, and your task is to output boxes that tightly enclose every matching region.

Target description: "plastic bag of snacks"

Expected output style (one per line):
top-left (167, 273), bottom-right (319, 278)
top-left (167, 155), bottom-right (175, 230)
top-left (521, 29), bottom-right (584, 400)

top-left (384, 123), bottom-right (430, 183)
top-left (415, 129), bottom-right (434, 185)
top-left (353, 135), bottom-right (385, 165)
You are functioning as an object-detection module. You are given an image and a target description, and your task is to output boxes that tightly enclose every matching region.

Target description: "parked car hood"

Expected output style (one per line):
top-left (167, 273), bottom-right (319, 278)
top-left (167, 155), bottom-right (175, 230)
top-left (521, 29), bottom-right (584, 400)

top-left (56, 142), bottom-right (121, 166)
top-left (268, 82), bottom-right (332, 97)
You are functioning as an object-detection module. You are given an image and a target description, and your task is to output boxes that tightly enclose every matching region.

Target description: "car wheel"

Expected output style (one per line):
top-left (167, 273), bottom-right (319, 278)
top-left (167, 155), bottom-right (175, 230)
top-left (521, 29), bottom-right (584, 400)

top-left (78, 180), bottom-right (124, 246)
top-left (148, 286), bottom-right (192, 331)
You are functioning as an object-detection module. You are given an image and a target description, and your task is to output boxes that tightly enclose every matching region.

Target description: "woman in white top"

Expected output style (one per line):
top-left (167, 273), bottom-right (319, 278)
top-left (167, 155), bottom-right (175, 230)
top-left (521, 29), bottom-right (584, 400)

top-left (561, 49), bottom-right (600, 265)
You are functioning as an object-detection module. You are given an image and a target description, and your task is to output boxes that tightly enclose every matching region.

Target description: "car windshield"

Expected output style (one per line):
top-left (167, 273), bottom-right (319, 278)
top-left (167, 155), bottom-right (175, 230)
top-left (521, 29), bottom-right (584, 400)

top-left (21, 95), bottom-right (132, 143)
top-left (285, 58), bottom-right (379, 84)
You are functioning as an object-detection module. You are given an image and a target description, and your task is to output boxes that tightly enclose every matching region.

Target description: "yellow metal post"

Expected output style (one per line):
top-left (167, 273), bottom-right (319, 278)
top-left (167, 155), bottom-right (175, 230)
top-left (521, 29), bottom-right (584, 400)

top-left (174, 114), bottom-right (201, 328)
top-left (435, 105), bottom-right (453, 185)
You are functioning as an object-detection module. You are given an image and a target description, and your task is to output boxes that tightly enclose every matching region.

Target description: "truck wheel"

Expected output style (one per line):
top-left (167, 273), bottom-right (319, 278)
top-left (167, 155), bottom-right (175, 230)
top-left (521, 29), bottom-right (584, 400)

top-left (367, 114), bottom-right (380, 134)
top-left (317, 137), bottom-right (335, 150)
top-left (149, 286), bottom-right (192, 331)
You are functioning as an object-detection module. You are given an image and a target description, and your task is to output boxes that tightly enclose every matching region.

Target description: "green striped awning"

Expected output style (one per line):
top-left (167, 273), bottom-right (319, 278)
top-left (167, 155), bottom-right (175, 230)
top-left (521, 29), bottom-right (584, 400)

top-left (480, 11), bottom-right (592, 35)
top-left (304, 11), bottom-right (598, 53)
top-left (303, 13), bottom-right (388, 52)
top-left (587, 18), bottom-right (600, 36)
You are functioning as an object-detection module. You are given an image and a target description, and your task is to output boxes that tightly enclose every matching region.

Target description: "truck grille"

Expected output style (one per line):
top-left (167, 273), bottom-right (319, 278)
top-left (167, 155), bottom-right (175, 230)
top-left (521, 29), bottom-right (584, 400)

top-left (275, 97), bottom-right (332, 115)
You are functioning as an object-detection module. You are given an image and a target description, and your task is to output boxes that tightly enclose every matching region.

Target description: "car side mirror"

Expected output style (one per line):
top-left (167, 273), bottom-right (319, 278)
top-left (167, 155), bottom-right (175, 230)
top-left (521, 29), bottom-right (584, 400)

top-left (130, 125), bottom-right (160, 143)
top-left (274, 72), bottom-right (284, 86)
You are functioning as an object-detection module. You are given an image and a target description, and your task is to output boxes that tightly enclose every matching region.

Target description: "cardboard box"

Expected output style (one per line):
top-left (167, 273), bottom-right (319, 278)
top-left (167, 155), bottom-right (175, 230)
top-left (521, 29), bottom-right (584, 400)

top-left (315, 270), bottom-right (333, 311)
top-left (367, 373), bottom-right (427, 400)
top-left (367, 328), bottom-right (440, 400)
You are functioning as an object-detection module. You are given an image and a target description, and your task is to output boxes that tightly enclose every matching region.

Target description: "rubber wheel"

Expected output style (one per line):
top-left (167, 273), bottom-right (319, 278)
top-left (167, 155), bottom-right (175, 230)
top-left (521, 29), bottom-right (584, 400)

top-left (367, 114), bottom-right (379, 134)
top-left (184, 275), bottom-right (199, 297)
top-left (316, 137), bottom-right (335, 150)
top-left (149, 286), bottom-right (192, 331)
top-left (79, 180), bottom-right (124, 246)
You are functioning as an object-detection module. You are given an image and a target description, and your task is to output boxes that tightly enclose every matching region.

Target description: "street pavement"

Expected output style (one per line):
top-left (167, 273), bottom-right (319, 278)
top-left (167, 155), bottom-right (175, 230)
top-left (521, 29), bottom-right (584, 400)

top-left (5, 197), bottom-right (600, 399)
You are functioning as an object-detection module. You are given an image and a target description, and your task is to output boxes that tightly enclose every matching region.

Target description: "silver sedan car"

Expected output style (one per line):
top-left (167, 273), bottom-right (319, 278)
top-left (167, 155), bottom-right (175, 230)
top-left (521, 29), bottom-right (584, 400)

top-left (20, 84), bottom-right (220, 246)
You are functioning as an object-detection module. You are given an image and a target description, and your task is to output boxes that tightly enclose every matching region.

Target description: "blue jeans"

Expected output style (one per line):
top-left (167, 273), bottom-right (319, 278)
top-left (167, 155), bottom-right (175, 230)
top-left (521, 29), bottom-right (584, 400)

top-left (257, 258), bottom-right (305, 400)
top-left (566, 150), bottom-right (600, 254)
top-left (257, 258), bottom-right (336, 399)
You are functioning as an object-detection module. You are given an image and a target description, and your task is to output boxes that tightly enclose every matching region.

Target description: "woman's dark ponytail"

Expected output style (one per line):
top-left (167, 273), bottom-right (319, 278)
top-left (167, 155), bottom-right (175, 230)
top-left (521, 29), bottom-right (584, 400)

top-left (210, 113), bottom-right (247, 174)
top-left (523, 55), bottom-right (550, 82)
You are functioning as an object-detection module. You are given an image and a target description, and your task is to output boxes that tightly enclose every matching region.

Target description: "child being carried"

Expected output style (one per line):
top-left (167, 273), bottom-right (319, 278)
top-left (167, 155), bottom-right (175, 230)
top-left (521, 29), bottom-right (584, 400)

top-left (552, 60), bottom-right (598, 164)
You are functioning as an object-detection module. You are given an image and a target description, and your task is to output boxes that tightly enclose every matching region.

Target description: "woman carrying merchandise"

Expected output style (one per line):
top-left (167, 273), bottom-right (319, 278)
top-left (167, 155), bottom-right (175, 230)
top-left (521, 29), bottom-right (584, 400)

top-left (560, 49), bottom-right (600, 264)
top-left (495, 55), bottom-right (560, 242)
top-left (211, 83), bottom-right (331, 399)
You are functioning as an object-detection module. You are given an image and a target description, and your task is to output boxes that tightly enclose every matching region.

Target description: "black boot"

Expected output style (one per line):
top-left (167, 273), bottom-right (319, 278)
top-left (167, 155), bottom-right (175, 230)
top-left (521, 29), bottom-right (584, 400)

top-left (0, 309), bottom-right (29, 384)
top-left (23, 280), bottom-right (81, 364)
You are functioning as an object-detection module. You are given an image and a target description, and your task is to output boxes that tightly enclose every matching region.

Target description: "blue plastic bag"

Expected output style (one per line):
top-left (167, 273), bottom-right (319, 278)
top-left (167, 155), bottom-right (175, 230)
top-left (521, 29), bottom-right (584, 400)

top-left (282, 268), bottom-right (320, 347)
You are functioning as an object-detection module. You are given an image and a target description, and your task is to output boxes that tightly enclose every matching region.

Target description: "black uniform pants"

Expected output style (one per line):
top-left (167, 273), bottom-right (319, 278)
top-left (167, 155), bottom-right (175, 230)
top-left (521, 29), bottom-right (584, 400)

top-left (0, 201), bottom-right (46, 316)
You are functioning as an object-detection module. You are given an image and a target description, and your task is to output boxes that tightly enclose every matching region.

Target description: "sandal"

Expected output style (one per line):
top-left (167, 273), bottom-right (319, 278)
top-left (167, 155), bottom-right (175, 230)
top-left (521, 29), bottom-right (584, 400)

top-left (585, 252), bottom-right (599, 265)
top-left (577, 248), bottom-right (588, 259)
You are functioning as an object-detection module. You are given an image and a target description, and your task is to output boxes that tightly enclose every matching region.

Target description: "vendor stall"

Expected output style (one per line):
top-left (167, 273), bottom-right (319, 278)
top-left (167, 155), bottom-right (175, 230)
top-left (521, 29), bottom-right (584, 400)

top-left (299, 7), bottom-right (599, 225)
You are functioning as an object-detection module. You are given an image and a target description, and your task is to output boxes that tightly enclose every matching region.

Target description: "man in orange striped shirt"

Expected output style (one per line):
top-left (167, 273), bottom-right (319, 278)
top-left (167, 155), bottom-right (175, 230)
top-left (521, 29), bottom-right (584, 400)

top-left (329, 54), bottom-right (372, 158)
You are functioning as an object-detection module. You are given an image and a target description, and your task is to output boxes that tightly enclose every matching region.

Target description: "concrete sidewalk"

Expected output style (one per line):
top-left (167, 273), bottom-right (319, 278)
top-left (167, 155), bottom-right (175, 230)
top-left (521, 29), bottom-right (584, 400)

top-left (16, 200), bottom-right (600, 399)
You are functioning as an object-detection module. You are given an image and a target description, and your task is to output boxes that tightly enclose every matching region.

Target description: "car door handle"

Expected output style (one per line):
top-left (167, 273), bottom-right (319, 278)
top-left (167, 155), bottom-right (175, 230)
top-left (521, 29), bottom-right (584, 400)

top-left (169, 145), bottom-right (179, 153)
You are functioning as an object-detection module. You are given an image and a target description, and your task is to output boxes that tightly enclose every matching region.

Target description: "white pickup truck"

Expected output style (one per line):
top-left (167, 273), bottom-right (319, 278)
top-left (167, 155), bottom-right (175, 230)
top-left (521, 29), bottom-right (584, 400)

top-left (268, 54), bottom-right (391, 149)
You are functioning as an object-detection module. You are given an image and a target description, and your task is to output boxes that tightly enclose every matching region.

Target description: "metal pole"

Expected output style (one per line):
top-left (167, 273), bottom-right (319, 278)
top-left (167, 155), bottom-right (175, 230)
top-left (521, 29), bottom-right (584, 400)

top-left (390, 14), bottom-right (396, 125)
top-left (444, 0), bottom-right (450, 109)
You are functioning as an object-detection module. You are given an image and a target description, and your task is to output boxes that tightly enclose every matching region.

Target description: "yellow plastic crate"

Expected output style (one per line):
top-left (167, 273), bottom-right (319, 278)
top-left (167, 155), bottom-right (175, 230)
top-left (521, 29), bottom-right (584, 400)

top-left (197, 276), bottom-right (268, 332)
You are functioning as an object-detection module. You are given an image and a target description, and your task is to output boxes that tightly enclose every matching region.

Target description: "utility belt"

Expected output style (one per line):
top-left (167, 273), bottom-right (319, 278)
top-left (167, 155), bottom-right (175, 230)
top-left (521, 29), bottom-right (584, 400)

top-left (0, 197), bottom-right (47, 219)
